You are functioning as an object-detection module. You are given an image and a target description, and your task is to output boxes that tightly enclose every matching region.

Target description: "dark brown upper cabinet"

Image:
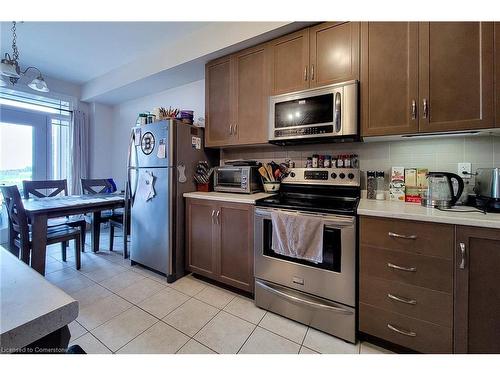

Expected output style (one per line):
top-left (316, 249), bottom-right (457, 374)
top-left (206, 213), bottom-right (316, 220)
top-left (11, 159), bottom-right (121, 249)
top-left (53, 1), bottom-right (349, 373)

top-left (310, 22), bottom-right (360, 87)
top-left (419, 22), bottom-right (495, 132)
top-left (361, 22), bottom-right (419, 136)
top-left (454, 226), bottom-right (500, 354)
top-left (205, 57), bottom-right (232, 147)
top-left (269, 23), bottom-right (360, 95)
top-left (205, 44), bottom-right (271, 147)
top-left (361, 22), bottom-right (495, 137)
top-left (232, 44), bottom-right (270, 145)
top-left (495, 22), bottom-right (500, 127)
top-left (270, 29), bottom-right (310, 95)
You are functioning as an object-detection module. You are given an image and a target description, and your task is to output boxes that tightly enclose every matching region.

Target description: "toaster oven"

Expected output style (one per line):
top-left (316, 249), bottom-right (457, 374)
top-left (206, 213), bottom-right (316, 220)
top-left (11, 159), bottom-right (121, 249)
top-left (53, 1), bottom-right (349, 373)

top-left (214, 166), bottom-right (262, 194)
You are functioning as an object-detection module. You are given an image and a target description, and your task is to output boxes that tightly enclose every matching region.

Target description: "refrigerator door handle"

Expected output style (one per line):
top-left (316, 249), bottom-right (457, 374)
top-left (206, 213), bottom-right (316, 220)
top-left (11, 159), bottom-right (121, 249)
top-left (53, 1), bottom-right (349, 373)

top-left (127, 128), bottom-right (140, 207)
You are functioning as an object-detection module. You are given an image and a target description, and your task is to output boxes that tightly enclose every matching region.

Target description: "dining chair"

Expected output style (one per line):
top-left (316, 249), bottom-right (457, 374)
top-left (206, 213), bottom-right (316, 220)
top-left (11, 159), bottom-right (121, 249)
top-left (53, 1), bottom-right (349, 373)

top-left (22, 180), bottom-right (87, 254)
top-left (0, 185), bottom-right (81, 270)
top-left (81, 178), bottom-right (126, 254)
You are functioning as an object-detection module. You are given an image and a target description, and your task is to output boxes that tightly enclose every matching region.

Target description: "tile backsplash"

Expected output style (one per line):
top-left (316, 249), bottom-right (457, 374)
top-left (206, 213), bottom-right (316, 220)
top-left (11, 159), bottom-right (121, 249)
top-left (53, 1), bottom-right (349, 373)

top-left (221, 135), bottom-right (500, 198)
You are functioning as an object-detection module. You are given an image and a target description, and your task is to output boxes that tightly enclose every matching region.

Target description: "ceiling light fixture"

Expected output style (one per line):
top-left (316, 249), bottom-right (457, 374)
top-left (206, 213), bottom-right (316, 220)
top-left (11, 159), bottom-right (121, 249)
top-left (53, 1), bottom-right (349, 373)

top-left (0, 21), bottom-right (49, 92)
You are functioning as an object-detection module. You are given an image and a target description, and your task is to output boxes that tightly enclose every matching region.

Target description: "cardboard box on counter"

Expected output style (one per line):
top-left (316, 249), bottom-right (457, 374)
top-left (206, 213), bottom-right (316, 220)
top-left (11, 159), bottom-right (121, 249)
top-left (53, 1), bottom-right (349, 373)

top-left (389, 167), bottom-right (405, 201)
top-left (404, 168), bottom-right (420, 203)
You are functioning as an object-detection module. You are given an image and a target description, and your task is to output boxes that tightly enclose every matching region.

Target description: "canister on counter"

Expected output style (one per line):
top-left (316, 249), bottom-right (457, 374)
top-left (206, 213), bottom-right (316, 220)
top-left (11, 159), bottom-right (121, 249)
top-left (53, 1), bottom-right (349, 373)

top-left (324, 155), bottom-right (332, 168)
top-left (306, 157), bottom-right (313, 168)
top-left (367, 171), bottom-right (376, 199)
top-left (312, 154), bottom-right (319, 168)
top-left (318, 155), bottom-right (325, 168)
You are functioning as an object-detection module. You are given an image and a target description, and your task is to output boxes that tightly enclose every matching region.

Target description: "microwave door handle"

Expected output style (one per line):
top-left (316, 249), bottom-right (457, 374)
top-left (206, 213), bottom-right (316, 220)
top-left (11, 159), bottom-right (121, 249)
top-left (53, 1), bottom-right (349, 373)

top-left (334, 91), bottom-right (342, 133)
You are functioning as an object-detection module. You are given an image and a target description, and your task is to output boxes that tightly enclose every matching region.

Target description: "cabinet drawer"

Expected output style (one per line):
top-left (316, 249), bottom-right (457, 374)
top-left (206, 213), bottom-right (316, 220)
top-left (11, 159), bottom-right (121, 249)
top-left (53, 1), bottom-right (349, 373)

top-left (360, 216), bottom-right (454, 259)
top-left (360, 303), bottom-right (452, 353)
top-left (360, 245), bottom-right (453, 292)
top-left (360, 276), bottom-right (452, 327)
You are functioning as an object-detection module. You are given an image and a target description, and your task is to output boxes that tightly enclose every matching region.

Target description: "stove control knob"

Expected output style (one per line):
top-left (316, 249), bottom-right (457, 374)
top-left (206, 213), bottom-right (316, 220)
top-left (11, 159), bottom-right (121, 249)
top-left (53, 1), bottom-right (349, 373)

top-left (339, 173), bottom-right (346, 179)
top-left (290, 172), bottom-right (296, 178)
top-left (330, 172), bottom-right (337, 179)
top-left (348, 173), bottom-right (355, 180)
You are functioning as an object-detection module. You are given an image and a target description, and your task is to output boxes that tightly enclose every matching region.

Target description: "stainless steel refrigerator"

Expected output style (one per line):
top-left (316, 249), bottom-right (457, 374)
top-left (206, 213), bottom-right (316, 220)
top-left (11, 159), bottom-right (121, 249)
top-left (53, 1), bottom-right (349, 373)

top-left (126, 119), bottom-right (217, 282)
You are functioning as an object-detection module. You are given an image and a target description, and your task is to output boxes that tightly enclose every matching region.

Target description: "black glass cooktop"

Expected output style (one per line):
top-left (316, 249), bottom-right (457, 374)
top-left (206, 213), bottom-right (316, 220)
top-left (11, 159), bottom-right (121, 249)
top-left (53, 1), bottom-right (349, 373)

top-left (256, 192), bottom-right (359, 215)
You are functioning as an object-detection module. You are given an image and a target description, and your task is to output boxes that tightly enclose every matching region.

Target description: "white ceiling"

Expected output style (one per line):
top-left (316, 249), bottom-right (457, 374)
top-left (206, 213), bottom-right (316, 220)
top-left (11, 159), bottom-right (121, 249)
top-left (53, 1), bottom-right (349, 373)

top-left (0, 22), bottom-right (211, 84)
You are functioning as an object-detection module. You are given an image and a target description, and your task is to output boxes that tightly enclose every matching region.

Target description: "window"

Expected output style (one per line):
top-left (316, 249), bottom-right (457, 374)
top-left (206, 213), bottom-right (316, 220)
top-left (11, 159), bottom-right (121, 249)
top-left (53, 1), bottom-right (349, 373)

top-left (51, 118), bottom-right (71, 182)
top-left (0, 88), bottom-right (73, 204)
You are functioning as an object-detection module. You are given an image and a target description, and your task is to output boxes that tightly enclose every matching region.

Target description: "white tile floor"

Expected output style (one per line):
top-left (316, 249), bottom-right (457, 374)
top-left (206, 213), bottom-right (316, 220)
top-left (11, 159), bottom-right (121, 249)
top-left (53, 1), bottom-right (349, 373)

top-left (26, 230), bottom-right (392, 354)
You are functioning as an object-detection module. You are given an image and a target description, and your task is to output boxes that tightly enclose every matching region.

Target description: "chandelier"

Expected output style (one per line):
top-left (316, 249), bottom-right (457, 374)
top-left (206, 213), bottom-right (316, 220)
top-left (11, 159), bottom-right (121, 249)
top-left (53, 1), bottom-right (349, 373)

top-left (0, 21), bottom-right (49, 92)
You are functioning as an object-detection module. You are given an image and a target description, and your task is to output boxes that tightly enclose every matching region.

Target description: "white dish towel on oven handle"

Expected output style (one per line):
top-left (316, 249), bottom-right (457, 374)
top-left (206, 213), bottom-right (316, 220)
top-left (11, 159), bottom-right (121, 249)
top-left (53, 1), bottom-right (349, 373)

top-left (271, 210), bottom-right (324, 264)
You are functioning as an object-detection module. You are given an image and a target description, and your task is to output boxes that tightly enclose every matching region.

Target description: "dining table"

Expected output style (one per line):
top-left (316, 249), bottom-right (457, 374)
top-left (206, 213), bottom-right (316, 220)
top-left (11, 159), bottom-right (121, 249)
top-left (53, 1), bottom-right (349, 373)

top-left (13, 194), bottom-right (126, 275)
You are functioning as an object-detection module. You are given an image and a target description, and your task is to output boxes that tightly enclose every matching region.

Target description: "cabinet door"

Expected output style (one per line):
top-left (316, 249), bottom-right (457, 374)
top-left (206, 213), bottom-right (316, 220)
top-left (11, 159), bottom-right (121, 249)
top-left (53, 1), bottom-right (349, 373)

top-left (419, 22), bottom-right (495, 132)
top-left (455, 226), bottom-right (500, 353)
top-left (216, 202), bottom-right (254, 292)
top-left (309, 22), bottom-right (360, 87)
top-left (205, 57), bottom-right (233, 147)
top-left (270, 29), bottom-right (310, 95)
top-left (186, 199), bottom-right (217, 278)
top-left (232, 44), bottom-right (271, 145)
top-left (361, 22), bottom-right (419, 136)
top-left (495, 22), bottom-right (500, 127)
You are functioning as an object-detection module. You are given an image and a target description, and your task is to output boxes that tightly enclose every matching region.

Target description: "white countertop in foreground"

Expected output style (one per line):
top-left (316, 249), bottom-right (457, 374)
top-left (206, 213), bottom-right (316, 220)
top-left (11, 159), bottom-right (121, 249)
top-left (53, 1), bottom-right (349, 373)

top-left (183, 191), bottom-right (275, 204)
top-left (0, 248), bottom-right (79, 353)
top-left (358, 199), bottom-right (500, 229)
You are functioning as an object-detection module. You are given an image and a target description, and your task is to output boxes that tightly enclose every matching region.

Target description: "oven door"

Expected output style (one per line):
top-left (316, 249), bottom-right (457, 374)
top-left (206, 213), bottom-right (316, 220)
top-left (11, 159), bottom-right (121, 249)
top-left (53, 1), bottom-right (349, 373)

top-left (254, 207), bottom-right (356, 306)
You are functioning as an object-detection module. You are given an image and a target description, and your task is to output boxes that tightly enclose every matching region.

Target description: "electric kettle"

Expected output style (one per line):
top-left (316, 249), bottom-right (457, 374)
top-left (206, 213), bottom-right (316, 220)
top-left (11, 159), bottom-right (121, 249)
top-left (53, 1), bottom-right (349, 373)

top-left (421, 172), bottom-right (464, 208)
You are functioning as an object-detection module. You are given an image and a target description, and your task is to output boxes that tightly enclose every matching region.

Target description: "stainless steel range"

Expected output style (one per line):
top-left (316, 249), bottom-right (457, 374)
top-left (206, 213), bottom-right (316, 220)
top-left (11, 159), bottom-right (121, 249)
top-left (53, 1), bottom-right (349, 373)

top-left (254, 168), bottom-right (360, 343)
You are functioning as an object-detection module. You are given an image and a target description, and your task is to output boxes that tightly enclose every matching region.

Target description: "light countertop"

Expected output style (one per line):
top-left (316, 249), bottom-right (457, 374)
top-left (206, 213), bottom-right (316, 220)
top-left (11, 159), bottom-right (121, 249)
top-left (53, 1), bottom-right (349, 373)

top-left (0, 248), bottom-right (79, 353)
top-left (183, 191), bottom-right (275, 204)
top-left (358, 198), bottom-right (500, 229)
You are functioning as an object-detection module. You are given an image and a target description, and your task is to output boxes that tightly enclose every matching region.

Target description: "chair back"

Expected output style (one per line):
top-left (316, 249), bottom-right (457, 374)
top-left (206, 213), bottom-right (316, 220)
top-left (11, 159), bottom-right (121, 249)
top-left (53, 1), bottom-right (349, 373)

top-left (22, 179), bottom-right (68, 199)
top-left (0, 185), bottom-right (30, 243)
top-left (81, 178), bottom-right (117, 195)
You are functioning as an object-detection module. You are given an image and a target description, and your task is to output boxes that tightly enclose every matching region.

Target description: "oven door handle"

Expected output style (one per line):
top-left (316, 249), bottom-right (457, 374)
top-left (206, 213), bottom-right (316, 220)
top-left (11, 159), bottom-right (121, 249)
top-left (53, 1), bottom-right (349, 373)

top-left (255, 208), bottom-right (355, 225)
top-left (256, 280), bottom-right (353, 315)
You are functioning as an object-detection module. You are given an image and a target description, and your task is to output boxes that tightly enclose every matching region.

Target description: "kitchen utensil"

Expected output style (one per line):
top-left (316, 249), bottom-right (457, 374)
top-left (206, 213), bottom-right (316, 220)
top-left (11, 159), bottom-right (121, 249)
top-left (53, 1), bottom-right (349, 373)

top-left (474, 168), bottom-right (500, 199)
top-left (258, 166), bottom-right (270, 181)
top-left (421, 172), bottom-right (464, 208)
top-left (265, 164), bottom-right (275, 181)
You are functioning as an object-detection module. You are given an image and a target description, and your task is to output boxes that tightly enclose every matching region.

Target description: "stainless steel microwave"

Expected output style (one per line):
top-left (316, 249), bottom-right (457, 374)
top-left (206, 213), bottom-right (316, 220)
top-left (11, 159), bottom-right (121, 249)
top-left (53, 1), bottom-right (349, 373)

top-left (268, 81), bottom-right (359, 145)
top-left (214, 166), bottom-right (262, 194)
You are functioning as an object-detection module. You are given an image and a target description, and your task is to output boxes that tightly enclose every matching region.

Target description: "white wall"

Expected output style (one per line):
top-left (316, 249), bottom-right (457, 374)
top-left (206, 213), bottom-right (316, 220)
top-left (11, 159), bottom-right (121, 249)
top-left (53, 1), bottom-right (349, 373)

top-left (89, 102), bottom-right (114, 179)
top-left (110, 79), bottom-right (205, 189)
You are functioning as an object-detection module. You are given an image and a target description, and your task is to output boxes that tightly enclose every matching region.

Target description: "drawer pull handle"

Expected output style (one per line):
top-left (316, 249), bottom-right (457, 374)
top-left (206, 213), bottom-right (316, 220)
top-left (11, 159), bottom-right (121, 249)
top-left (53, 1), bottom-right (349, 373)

top-left (388, 232), bottom-right (417, 240)
top-left (387, 293), bottom-right (417, 305)
top-left (387, 262), bottom-right (417, 272)
top-left (387, 323), bottom-right (417, 337)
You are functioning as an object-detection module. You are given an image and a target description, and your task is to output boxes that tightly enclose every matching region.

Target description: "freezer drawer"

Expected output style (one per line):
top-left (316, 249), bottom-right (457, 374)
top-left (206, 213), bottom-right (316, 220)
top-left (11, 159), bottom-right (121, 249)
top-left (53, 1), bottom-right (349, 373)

top-left (255, 278), bottom-right (356, 343)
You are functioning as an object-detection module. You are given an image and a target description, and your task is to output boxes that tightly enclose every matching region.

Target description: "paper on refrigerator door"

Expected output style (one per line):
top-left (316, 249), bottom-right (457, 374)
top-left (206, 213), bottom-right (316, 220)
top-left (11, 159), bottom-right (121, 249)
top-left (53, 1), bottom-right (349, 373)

top-left (137, 170), bottom-right (156, 201)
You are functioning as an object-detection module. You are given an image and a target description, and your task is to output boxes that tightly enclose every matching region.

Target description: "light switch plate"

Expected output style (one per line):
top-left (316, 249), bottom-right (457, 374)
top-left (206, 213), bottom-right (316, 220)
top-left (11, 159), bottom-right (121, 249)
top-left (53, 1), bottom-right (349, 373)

top-left (458, 162), bottom-right (472, 178)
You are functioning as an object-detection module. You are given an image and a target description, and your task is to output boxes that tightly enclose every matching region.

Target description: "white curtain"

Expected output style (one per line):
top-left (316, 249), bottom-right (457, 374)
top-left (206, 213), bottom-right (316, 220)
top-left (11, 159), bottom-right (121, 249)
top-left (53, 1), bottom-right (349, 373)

top-left (70, 109), bottom-right (89, 194)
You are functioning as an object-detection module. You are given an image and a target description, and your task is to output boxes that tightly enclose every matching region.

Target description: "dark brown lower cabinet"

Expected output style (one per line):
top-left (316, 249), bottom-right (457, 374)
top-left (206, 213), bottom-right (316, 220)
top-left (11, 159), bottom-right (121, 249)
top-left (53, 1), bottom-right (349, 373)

top-left (186, 198), bottom-right (254, 293)
top-left (454, 226), bottom-right (500, 353)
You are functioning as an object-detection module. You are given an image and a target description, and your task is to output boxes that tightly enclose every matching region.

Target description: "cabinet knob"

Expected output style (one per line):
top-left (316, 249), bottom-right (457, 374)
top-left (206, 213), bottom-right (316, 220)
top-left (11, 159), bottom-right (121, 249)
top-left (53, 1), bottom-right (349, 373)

top-left (304, 66), bottom-right (308, 81)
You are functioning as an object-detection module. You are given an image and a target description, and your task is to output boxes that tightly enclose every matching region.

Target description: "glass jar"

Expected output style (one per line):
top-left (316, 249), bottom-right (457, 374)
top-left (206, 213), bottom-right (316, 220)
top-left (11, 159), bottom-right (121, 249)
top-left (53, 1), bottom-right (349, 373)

top-left (376, 171), bottom-right (385, 200)
top-left (367, 171), bottom-right (376, 199)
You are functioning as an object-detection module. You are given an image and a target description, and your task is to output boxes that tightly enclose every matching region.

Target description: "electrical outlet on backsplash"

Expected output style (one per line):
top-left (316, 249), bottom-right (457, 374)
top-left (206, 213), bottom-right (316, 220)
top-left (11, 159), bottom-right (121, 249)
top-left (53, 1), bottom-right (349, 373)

top-left (220, 135), bottom-right (500, 199)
